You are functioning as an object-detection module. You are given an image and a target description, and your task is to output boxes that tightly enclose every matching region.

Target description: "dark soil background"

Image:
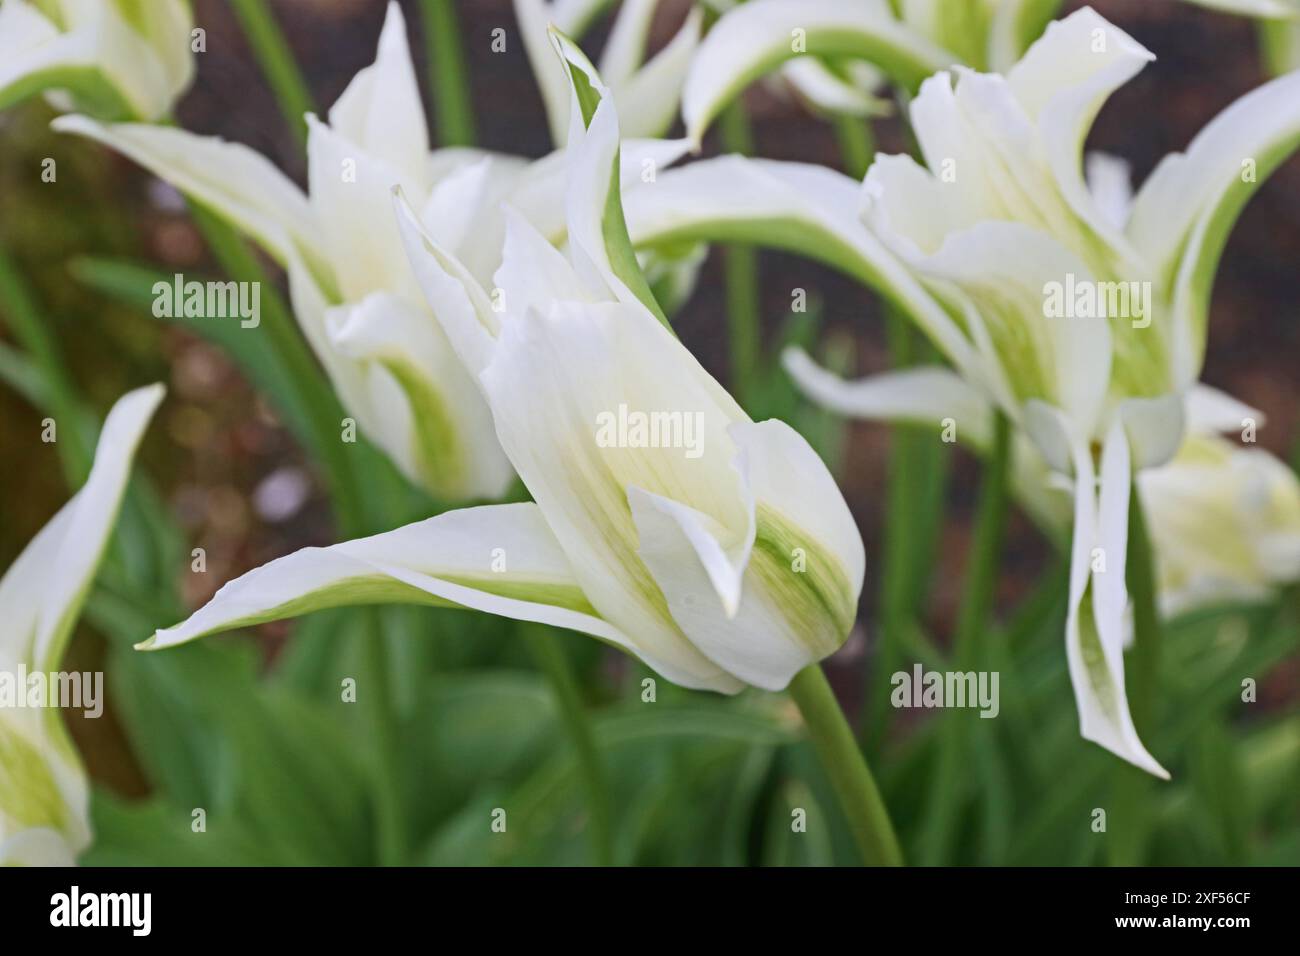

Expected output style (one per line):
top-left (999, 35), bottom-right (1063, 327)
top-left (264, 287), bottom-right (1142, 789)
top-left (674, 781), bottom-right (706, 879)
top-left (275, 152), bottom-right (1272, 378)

top-left (1, 0), bottom-right (1296, 697)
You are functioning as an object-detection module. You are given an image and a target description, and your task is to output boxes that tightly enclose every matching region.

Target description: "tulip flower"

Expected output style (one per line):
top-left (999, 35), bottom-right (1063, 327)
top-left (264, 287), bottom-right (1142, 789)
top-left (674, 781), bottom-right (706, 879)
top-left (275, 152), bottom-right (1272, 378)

top-left (129, 31), bottom-right (901, 865)
top-left (627, 7), bottom-right (1300, 775)
top-left (785, 350), bottom-right (1300, 620)
top-left (0, 0), bottom-right (193, 120)
top-left (680, 0), bottom-right (1299, 142)
top-left (0, 384), bottom-right (164, 866)
top-left (54, 3), bottom-right (687, 503)
top-left (138, 28), bottom-right (866, 700)
top-left (514, 0), bottom-right (704, 145)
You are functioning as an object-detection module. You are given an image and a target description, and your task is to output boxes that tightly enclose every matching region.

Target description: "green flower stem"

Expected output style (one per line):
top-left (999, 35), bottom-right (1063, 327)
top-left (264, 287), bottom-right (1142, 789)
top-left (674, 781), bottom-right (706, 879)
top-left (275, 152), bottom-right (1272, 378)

top-left (833, 115), bottom-right (875, 181)
top-left (718, 100), bottom-right (760, 407)
top-left (917, 411), bottom-right (1010, 865)
top-left (419, 0), bottom-right (477, 147)
top-left (525, 626), bottom-right (614, 866)
top-left (0, 244), bottom-right (92, 483)
top-left (788, 664), bottom-right (903, 865)
top-left (361, 611), bottom-right (407, 866)
top-left (229, 0), bottom-right (316, 147)
top-left (863, 310), bottom-right (948, 748)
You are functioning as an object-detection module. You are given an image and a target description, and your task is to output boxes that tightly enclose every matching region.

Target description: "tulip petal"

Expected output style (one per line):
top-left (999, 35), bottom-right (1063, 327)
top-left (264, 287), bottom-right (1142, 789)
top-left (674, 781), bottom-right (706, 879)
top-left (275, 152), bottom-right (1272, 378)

top-left (906, 220), bottom-right (1114, 433)
top-left (1085, 152), bottom-right (1133, 232)
top-left (786, 349), bottom-right (1070, 534)
top-left (0, 0), bottom-right (171, 119)
top-left (0, 383), bottom-right (164, 865)
top-left (1004, 8), bottom-right (1153, 260)
top-left (783, 347), bottom-right (995, 448)
top-left (1184, 384), bottom-right (1263, 436)
top-left (145, 500), bottom-right (741, 692)
top-left (0, 827), bottom-right (78, 867)
top-left (1180, 0), bottom-right (1299, 15)
top-left (681, 0), bottom-right (957, 143)
top-left (630, 419), bottom-right (863, 691)
top-left (1127, 69), bottom-right (1300, 381)
top-left (479, 298), bottom-right (749, 691)
top-left (1118, 393), bottom-right (1185, 470)
top-left (779, 57), bottom-right (891, 118)
top-left (393, 191), bottom-right (500, 379)
top-left (327, 2), bottom-right (429, 191)
top-left (326, 292), bottom-right (515, 500)
top-left (1059, 413), bottom-right (1169, 778)
top-left (52, 115), bottom-right (326, 279)
top-left (625, 155), bottom-right (976, 373)
top-left (551, 27), bottom-right (670, 325)
top-left (611, 6), bottom-right (703, 139)
top-left (143, 503), bottom-right (610, 649)
top-left (305, 114), bottom-right (423, 303)
top-left (515, 0), bottom-right (577, 146)
top-left (599, 0), bottom-right (657, 88)
top-left (0, 384), bottom-right (165, 672)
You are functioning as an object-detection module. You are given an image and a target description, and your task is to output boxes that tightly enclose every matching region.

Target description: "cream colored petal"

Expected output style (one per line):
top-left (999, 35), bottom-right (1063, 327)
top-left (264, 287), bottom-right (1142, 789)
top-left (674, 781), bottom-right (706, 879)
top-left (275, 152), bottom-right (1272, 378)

top-left (479, 299), bottom-right (748, 692)
top-left (52, 115), bottom-right (325, 274)
top-left (783, 347), bottom-right (994, 448)
top-left (306, 114), bottom-right (422, 302)
top-left (393, 190), bottom-right (500, 381)
top-left (143, 503), bottom-right (645, 666)
top-left (610, 6), bottom-right (703, 139)
top-left (628, 154), bottom-right (975, 374)
top-left (1128, 69), bottom-right (1300, 385)
top-left (1059, 413), bottom-right (1169, 778)
top-left (326, 1), bottom-right (429, 191)
top-left (326, 292), bottom-right (515, 501)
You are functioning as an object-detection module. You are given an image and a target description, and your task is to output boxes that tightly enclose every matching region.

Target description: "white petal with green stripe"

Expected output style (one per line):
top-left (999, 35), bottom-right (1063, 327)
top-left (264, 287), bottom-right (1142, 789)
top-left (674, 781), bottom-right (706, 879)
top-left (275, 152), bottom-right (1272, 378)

top-left (1, 383), bottom-right (164, 865)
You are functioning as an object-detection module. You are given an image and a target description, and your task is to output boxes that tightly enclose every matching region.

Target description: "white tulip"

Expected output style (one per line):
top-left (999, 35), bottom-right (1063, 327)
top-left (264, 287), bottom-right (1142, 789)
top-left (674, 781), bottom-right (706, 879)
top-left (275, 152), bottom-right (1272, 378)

top-left (628, 7), bottom-right (1300, 775)
top-left (786, 347), bottom-right (1300, 765)
top-left (53, 3), bottom-right (689, 502)
top-left (1142, 432), bottom-right (1300, 618)
top-left (139, 31), bottom-right (865, 697)
top-left (0, 0), bottom-right (193, 120)
top-left (679, 0), bottom-right (1300, 140)
top-left (0, 384), bottom-right (164, 866)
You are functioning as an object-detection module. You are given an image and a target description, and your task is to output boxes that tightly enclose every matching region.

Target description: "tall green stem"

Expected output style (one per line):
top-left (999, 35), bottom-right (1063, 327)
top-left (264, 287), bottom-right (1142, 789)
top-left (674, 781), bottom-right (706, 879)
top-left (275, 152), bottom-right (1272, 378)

top-left (525, 627), bottom-right (613, 866)
top-left (718, 101), bottom-right (760, 407)
top-left (229, 0), bottom-right (316, 147)
top-left (917, 412), bottom-right (1010, 864)
top-left (788, 665), bottom-right (903, 865)
top-left (360, 612), bottom-right (406, 865)
top-left (419, 0), bottom-right (477, 147)
top-left (833, 115), bottom-right (874, 181)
